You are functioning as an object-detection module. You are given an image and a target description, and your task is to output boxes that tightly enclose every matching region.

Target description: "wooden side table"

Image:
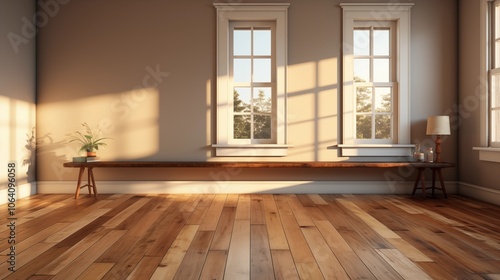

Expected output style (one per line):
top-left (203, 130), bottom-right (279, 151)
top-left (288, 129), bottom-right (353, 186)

top-left (411, 162), bottom-right (454, 198)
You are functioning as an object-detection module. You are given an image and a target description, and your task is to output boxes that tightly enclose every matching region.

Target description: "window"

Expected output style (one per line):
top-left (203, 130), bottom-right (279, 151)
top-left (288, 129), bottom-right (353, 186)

top-left (232, 22), bottom-right (275, 144)
top-left (353, 22), bottom-right (397, 143)
top-left (474, 0), bottom-right (500, 162)
top-left (213, 4), bottom-right (290, 156)
top-left (339, 3), bottom-right (413, 157)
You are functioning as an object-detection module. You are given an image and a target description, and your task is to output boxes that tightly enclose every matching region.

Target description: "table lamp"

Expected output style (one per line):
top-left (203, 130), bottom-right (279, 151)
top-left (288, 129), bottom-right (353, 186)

top-left (426, 116), bottom-right (451, 162)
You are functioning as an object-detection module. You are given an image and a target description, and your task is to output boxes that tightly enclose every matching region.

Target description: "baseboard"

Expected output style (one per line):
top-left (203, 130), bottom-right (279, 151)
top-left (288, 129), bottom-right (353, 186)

top-left (0, 182), bottom-right (37, 205)
top-left (37, 180), bottom-right (457, 195)
top-left (458, 182), bottom-right (500, 206)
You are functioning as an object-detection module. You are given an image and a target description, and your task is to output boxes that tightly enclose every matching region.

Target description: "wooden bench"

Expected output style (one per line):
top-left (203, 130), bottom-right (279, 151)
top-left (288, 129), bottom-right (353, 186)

top-left (63, 161), bottom-right (455, 199)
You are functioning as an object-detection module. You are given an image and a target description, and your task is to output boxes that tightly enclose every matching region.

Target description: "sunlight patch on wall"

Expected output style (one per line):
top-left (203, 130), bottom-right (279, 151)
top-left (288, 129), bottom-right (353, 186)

top-left (38, 88), bottom-right (160, 162)
top-left (286, 59), bottom-right (339, 160)
top-left (0, 95), bottom-right (36, 186)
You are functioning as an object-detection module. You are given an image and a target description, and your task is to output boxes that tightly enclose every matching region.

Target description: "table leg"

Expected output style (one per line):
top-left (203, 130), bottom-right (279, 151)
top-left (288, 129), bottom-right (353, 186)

top-left (412, 167), bottom-right (427, 198)
top-left (87, 167), bottom-right (93, 195)
top-left (75, 167), bottom-right (85, 199)
top-left (89, 167), bottom-right (97, 197)
top-left (419, 169), bottom-right (426, 198)
top-left (437, 169), bottom-right (448, 198)
top-left (431, 168), bottom-right (437, 197)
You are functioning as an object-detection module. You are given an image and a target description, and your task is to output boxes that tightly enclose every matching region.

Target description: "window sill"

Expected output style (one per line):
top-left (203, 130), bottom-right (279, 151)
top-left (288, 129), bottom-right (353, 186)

top-left (212, 144), bottom-right (293, 157)
top-left (338, 144), bottom-right (414, 157)
top-left (473, 147), bottom-right (500, 163)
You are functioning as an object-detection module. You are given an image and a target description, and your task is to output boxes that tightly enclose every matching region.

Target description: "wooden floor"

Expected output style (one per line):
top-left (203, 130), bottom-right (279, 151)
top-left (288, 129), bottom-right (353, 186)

top-left (1, 193), bottom-right (500, 279)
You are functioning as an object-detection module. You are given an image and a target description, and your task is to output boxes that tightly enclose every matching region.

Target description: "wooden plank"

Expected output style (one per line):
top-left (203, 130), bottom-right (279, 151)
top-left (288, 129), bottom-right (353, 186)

top-left (315, 220), bottom-right (376, 279)
top-left (287, 195), bottom-right (315, 227)
top-left (199, 194), bottom-right (226, 231)
top-left (143, 207), bottom-right (188, 258)
top-left (376, 249), bottom-right (433, 280)
top-left (296, 194), bottom-right (316, 207)
top-left (225, 194), bottom-right (240, 207)
top-left (397, 230), bottom-right (484, 279)
top-left (225, 220), bottom-right (251, 279)
top-left (186, 194), bottom-right (215, 225)
top-left (102, 197), bottom-right (151, 228)
top-left (271, 250), bottom-right (300, 280)
top-left (174, 231), bottom-right (214, 280)
top-left (386, 237), bottom-right (433, 262)
top-left (0, 242), bottom-right (57, 280)
top-left (277, 196), bottom-right (316, 263)
top-left (337, 199), bottom-right (400, 239)
top-left (250, 225), bottom-right (274, 280)
top-left (339, 229), bottom-right (404, 280)
top-left (199, 250), bottom-right (228, 280)
top-left (99, 198), bottom-right (184, 262)
top-left (295, 262), bottom-right (324, 280)
top-left (332, 199), bottom-right (395, 249)
top-left (51, 230), bottom-right (126, 280)
top-left (301, 226), bottom-right (350, 279)
top-left (125, 256), bottom-right (162, 280)
top-left (76, 263), bottom-right (114, 280)
top-left (235, 194), bottom-right (251, 220)
top-left (38, 228), bottom-right (111, 275)
top-left (251, 194), bottom-right (265, 225)
top-left (150, 225), bottom-right (199, 280)
top-left (262, 195), bottom-right (289, 250)
top-left (308, 194), bottom-right (328, 205)
top-left (0, 222), bottom-right (69, 256)
top-left (210, 207), bottom-right (236, 250)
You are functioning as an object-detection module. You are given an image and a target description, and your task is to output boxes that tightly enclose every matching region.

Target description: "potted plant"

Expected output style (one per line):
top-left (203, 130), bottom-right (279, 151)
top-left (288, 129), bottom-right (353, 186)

top-left (67, 122), bottom-right (111, 157)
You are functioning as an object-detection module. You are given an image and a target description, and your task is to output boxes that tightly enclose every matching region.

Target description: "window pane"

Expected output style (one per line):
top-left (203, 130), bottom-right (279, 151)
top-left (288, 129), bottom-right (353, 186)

top-left (492, 74), bottom-right (500, 107)
top-left (356, 115), bottom-right (372, 139)
top-left (234, 87), bottom-right (251, 112)
top-left (253, 58), bottom-right (271, 82)
top-left (373, 29), bottom-right (390, 56)
top-left (375, 115), bottom-right (391, 139)
top-left (254, 29), bottom-right (271, 55)
top-left (496, 5), bottom-right (500, 38)
top-left (253, 87), bottom-right (272, 113)
top-left (373, 58), bottom-right (390, 82)
top-left (353, 29), bottom-right (370, 56)
top-left (492, 110), bottom-right (500, 143)
top-left (234, 29), bottom-right (251, 55)
top-left (356, 86), bottom-right (372, 113)
top-left (234, 115), bottom-right (251, 139)
top-left (496, 40), bottom-right (500, 68)
top-left (354, 59), bottom-right (370, 82)
top-left (234, 59), bottom-right (251, 82)
top-left (254, 115), bottom-right (271, 139)
top-left (375, 87), bottom-right (391, 112)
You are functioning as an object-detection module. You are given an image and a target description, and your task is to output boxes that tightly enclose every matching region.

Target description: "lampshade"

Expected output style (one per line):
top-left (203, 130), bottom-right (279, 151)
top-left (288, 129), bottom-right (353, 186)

top-left (426, 116), bottom-right (451, 135)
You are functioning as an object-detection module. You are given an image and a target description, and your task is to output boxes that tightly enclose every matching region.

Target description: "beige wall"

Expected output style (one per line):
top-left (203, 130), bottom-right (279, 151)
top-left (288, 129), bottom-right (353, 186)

top-left (0, 0), bottom-right (37, 186)
top-left (458, 0), bottom-right (500, 192)
top-left (36, 0), bottom-right (459, 182)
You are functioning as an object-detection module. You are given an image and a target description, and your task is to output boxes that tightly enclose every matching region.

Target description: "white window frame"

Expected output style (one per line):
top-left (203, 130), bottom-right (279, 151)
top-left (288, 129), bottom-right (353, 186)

top-left (474, 0), bottom-right (500, 163)
top-left (213, 3), bottom-right (291, 157)
top-left (339, 3), bottom-right (414, 157)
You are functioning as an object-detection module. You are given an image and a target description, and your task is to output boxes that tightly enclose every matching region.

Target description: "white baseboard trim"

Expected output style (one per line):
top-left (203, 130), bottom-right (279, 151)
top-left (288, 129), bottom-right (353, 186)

top-left (0, 182), bottom-right (37, 205)
top-left (458, 182), bottom-right (500, 206)
top-left (37, 180), bottom-right (457, 195)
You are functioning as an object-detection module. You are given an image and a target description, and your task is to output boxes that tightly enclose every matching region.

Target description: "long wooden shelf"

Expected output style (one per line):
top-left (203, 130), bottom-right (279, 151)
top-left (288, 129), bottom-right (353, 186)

top-left (63, 161), bottom-right (455, 169)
